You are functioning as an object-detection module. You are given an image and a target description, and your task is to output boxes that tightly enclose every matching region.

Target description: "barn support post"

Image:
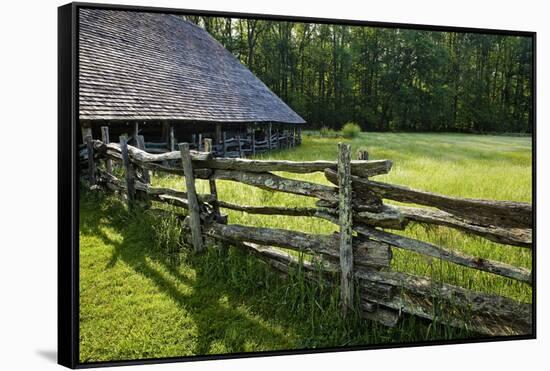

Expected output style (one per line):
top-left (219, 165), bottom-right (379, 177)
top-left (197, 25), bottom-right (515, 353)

top-left (288, 127), bottom-right (292, 148)
top-left (161, 122), bottom-right (168, 144)
top-left (100, 126), bottom-right (112, 174)
top-left (298, 127), bottom-right (302, 144)
top-left (169, 125), bottom-right (175, 152)
top-left (136, 135), bottom-right (151, 184)
top-left (198, 133), bottom-right (203, 152)
top-left (179, 143), bottom-right (204, 253)
top-left (288, 128), bottom-right (292, 149)
top-left (216, 123), bottom-right (222, 146)
top-left (133, 122), bottom-right (139, 143)
top-left (120, 135), bottom-right (135, 210)
top-left (287, 128), bottom-right (292, 148)
top-left (86, 137), bottom-right (96, 185)
top-left (285, 129), bottom-right (290, 149)
top-left (288, 127), bottom-right (291, 148)
top-left (292, 127), bottom-right (296, 147)
top-left (252, 128), bottom-right (256, 156)
top-left (222, 131), bottom-right (227, 157)
top-left (237, 134), bottom-right (243, 157)
top-left (268, 122), bottom-right (272, 151)
top-left (338, 142), bottom-right (354, 316)
top-left (276, 128), bottom-right (280, 149)
top-left (81, 123), bottom-right (92, 144)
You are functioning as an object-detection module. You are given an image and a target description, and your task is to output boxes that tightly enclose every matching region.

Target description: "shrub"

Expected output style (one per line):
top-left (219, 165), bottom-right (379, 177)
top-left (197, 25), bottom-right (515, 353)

top-left (319, 126), bottom-right (339, 138)
top-left (341, 122), bottom-right (361, 139)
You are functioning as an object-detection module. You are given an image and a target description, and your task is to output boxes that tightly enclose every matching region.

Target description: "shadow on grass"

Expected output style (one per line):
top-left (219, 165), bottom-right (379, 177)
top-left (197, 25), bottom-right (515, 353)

top-left (79, 192), bottom-right (300, 356)
top-left (79, 190), bottom-right (473, 358)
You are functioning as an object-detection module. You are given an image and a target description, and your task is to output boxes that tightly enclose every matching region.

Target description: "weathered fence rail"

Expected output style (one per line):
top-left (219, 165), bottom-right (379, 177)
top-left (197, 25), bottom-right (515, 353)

top-left (80, 127), bottom-right (533, 337)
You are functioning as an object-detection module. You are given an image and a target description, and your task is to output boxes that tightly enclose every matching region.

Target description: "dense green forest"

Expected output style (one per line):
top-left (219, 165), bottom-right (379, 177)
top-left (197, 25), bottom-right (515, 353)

top-left (185, 16), bottom-right (533, 133)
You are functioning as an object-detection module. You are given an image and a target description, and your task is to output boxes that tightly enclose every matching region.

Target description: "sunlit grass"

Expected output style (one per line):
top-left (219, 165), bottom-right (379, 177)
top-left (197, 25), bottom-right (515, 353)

top-left (79, 132), bottom-right (532, 362)
top-left (153, 132), bottom-right (532, 301)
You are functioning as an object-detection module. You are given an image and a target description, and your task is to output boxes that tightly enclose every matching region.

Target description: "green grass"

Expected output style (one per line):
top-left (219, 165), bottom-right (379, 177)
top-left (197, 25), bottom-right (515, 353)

top-left (79, 132), bottom-right (532, 362)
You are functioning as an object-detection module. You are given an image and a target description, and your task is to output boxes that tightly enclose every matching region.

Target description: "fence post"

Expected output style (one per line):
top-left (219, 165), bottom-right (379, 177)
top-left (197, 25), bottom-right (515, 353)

top-left (136, 135), bottom-right (151, 184)
top-left (169, 125), bottom-right (175, 152)
top-left (100, 126), bottom-right (112, 174)
top-left (120, 135), bottom-right (135, 209)
top-left (204, 138), bottom-right (222, 222)
top-left (86, 137), bottom-right (96, 185)
top-left (357, 149), bottom-right (369, 161)
top-left (179, 143), bottom-right (204, 253)
top-left (338, 142), bottom-right (354, 316)
top-left (203, 138), bottom-right (212, 153)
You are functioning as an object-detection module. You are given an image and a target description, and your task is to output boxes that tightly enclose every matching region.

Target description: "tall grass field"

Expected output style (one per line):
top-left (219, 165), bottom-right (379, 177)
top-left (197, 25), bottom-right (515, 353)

top-left (79, 132), bottom-right (532, 362)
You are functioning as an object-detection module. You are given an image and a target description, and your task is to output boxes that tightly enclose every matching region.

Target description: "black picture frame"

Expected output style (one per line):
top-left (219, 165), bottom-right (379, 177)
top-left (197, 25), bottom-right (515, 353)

top-left (58, 2), bottom-right (536, 368)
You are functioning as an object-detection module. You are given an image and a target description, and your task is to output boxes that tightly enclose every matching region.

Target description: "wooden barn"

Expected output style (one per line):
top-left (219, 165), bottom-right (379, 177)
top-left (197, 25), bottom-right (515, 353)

top-left (78, 9), bottom-right (306, 157)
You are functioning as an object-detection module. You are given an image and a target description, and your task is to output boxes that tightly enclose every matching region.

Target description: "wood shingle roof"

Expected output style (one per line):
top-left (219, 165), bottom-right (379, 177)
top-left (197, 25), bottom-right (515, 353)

top-left (79, 8), bottom-right (305, 124)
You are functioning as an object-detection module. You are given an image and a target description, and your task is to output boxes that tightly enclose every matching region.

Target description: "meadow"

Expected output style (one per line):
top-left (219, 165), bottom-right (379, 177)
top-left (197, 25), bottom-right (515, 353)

top-left (79, 132), bottom-right (532, 362)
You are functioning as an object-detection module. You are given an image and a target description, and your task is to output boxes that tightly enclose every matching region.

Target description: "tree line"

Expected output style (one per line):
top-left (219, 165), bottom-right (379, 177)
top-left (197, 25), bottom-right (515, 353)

top-left (185, 16), bottom-right (533, 133)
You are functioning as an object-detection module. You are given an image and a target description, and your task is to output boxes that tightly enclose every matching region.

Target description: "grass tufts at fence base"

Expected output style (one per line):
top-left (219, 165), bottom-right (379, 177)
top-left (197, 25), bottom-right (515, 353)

top-left (78, 133), bottom-right (533, 360)
top-left (79, 189), bottom-right (477, 362)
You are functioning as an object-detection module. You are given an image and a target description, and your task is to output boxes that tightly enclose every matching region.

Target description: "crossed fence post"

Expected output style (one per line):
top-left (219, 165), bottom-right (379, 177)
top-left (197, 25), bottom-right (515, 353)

top-left (119, 135), bottom-right (135, 210)
top-left (337, 143), bottom-right (354, 316)
top-left (179, 142), bottom-right (204, 253)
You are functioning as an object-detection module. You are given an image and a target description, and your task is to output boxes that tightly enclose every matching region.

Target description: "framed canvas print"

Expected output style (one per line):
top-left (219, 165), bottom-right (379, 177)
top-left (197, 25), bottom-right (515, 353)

top-left (58, 2), bottom-right (536, 368)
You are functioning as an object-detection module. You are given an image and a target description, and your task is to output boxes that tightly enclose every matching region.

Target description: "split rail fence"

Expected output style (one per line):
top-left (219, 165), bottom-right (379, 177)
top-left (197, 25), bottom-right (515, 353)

top-left (80, 127), bottom-right (533, 337)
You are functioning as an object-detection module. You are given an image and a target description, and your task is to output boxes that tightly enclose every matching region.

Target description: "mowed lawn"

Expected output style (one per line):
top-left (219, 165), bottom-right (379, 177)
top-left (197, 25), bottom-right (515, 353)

top-left (79, 132), bottom-right (532, 362)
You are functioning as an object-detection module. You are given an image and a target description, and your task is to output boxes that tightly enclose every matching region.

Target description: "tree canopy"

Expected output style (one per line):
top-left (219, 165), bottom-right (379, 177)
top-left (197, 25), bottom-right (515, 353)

top-left (185, 16), bottom-right (533, 133)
